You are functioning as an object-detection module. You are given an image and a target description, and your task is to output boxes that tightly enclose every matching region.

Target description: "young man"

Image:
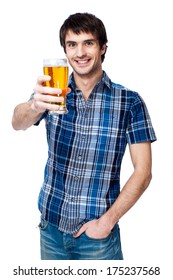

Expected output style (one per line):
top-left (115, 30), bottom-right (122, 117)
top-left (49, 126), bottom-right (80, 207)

top-left (12, 13), bottom-right (156, 260)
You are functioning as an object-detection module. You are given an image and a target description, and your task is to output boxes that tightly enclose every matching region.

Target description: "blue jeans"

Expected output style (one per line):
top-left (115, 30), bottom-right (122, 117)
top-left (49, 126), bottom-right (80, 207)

top-left (39, 218), bottom-right (123, 260)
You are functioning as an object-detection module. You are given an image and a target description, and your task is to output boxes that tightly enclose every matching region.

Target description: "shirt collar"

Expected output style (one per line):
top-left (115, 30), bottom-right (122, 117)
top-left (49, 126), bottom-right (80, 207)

top-left (68, 71), bottom-right (112, 92)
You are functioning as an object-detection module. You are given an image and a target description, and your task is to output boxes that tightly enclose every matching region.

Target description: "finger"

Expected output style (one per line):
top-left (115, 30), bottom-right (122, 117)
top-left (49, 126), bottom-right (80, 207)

top-left (73, 224), bottom-right (88, 238)
top-left (32, 101), bottom-right (61, 113)
top-left (34, 84), bottom-right (62, 95)
top-left (37, 75), bottom-right (51, 85)
top-left (34, 93), bottom-right (64, 103)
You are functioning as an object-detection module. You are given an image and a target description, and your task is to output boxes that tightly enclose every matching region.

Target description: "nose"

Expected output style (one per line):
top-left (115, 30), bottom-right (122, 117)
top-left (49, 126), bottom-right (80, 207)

top-left (76, 44), bottom-right (87, 57)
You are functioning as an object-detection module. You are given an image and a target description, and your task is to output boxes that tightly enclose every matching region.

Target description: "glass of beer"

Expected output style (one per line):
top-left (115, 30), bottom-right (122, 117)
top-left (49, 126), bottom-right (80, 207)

top-left (43, 58), bottom-right (69, 114)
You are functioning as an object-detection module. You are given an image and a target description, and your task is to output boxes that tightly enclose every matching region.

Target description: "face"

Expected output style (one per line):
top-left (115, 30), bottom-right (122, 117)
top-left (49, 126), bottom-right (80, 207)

top-left (65, 30), bottom-right (106, 78)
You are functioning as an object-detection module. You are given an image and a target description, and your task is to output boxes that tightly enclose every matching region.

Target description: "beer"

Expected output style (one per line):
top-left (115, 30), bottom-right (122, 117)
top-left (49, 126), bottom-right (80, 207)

top-left (43, 58), bottom-right (69, 114)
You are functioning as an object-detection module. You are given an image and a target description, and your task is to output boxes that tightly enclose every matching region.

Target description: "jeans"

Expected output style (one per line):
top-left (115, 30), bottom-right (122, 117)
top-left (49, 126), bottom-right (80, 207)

top-left (39, 218), bottom-right (123, 260)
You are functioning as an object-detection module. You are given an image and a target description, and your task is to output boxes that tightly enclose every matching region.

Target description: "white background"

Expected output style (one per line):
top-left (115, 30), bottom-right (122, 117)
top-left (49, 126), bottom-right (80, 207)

top-left (0, 0), bottom-right (172, 278)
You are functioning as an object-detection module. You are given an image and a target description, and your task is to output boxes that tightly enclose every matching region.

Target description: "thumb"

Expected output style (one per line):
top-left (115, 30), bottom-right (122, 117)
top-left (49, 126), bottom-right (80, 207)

top-left (73, 224), bottom-right (88, 238)
top-left (66, 87), bottom-right (71, 94)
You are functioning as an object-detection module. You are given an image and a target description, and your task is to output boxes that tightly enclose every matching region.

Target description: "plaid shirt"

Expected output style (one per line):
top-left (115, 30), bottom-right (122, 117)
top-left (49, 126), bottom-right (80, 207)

top-left (37, 71), bottom-right (156, 234)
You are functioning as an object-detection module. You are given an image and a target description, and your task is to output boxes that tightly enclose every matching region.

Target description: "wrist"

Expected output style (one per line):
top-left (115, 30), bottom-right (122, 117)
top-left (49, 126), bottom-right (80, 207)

top-left (30, 99), bottom-right (45, 115)
top-left (100, 210), bottom-right (119, 231)
top-left (99, 214), bottom-right (114, 232)
top-left (30, 99), bottom-right (39, 112)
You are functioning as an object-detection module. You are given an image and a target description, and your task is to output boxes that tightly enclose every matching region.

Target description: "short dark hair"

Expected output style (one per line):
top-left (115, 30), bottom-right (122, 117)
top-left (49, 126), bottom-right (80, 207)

top-left (59, 13), bottom-right (108, 62)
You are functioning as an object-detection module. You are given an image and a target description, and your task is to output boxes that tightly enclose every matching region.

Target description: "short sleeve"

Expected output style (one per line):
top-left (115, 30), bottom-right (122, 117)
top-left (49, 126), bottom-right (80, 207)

top-left (126, 93), bottom-right (157, 144)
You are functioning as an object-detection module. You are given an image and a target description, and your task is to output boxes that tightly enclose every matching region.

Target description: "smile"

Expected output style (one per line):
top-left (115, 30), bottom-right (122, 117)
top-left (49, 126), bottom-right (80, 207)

top-left (75, 59), bottom-right (90, 65)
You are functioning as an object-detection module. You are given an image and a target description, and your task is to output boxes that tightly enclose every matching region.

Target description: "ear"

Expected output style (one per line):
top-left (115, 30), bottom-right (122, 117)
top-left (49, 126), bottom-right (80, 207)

top-left (101, 44), bottom-right (107, 55)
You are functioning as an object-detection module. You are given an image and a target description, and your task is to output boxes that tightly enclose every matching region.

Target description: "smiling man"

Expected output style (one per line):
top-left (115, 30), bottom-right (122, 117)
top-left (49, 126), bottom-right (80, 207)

top-left (12, 13), bottom-right (157, 260)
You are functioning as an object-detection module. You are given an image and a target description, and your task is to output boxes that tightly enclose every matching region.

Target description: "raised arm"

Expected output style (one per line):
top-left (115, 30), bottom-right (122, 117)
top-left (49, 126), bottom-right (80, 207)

top-left (12, 75), bottom-right (65, 130)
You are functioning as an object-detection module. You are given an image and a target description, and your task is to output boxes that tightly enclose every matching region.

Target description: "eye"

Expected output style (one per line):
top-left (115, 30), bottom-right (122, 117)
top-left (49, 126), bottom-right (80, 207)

top-left (66, 42), bottom-right (76, 48)
top-left (85, 41), bottom-right (94, 46)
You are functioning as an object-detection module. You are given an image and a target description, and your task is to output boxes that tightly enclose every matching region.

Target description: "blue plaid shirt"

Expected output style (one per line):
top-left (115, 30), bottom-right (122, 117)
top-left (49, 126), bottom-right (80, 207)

top-left (36, 71), bottom-right (156, 234)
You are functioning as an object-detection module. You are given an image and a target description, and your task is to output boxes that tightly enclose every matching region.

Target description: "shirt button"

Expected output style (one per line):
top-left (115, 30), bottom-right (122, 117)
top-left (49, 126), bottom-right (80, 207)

top-left (78, 155), bottom-right (82, 160)
top-left (74, 176), bottom-right (79, 181)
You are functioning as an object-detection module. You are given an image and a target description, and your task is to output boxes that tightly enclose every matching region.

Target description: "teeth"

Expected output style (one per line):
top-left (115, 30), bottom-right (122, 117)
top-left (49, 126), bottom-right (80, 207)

top-left (77, 60), bottom-right (87, 64)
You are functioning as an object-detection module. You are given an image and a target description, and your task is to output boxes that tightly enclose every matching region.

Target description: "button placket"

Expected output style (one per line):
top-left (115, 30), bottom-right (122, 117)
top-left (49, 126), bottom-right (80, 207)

top-left (74, 176), bottom-right (79, 181)
top-left (78, 154), bottom-right (82, 160)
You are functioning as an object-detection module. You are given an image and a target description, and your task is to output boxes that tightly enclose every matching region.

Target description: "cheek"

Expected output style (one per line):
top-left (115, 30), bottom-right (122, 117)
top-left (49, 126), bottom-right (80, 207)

top-left (65, 50), bottom-right (75, 60)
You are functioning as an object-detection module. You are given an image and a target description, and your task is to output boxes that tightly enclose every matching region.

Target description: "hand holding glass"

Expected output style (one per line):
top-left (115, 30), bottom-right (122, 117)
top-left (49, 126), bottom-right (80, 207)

top-left (43, 58), bottom-right (69, 114)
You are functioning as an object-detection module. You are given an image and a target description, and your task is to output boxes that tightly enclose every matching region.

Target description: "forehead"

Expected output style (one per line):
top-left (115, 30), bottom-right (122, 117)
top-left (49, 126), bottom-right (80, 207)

top-left (65, 30), bottom-right (97, 42)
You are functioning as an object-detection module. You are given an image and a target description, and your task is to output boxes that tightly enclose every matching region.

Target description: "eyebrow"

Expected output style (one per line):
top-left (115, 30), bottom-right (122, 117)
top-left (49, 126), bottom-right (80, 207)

top-left (65, 39), bottom-right (97, 45)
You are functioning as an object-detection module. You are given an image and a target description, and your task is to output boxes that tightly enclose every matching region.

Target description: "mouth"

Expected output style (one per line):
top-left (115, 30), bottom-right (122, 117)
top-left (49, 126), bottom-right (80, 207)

top-left (75, 58), bottom-right (91, 66)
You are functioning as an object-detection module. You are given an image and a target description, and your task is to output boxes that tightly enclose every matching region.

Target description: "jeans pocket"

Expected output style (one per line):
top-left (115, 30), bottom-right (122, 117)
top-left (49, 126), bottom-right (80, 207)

top-left (83, 231), bottom-right (113, 241)
top-left (38, 217), bottom-right (49, 231)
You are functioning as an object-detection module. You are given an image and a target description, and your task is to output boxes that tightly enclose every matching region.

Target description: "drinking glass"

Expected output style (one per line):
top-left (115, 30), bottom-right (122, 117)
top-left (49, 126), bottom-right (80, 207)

top-left (43, 58), bottom-right (69, 114)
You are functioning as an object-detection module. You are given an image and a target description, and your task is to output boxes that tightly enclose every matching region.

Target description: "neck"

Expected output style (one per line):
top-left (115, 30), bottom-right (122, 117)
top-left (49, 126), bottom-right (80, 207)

top-left (74, 69), bottom-right (103, 101)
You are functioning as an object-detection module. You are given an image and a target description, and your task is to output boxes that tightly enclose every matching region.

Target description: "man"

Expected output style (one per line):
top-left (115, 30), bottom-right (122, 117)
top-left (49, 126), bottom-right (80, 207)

top-left (12, 13), bottom-right (156, 260)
